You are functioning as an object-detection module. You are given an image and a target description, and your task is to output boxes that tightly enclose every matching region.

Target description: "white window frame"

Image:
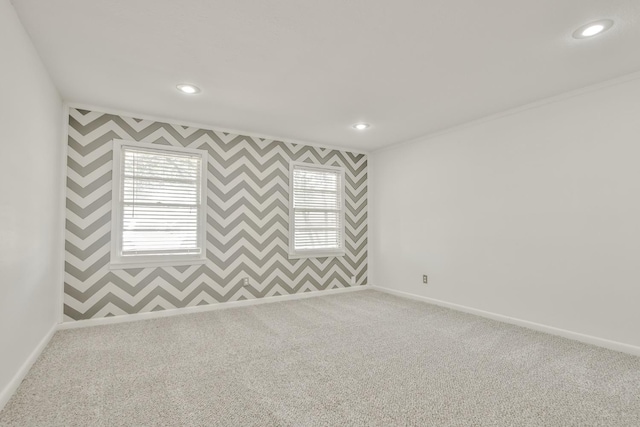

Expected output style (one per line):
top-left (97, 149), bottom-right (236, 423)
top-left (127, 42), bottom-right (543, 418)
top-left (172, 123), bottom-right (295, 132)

top-left (288, 161), bottom-right (346, 259)
top-left (110, 139), bottom-right (208, 269)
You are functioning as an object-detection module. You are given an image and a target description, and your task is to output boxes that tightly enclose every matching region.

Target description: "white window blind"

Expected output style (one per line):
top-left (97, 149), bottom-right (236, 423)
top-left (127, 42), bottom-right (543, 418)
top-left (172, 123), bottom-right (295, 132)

top-left (289, 162), bottom-right (345, 258)
top-left (111, 140), bottom-right (207, 268)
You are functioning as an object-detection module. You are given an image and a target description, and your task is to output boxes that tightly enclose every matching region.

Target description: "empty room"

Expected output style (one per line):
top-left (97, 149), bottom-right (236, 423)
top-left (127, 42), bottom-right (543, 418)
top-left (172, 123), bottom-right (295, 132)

top-left (1, 0), bottom-right (639, 425)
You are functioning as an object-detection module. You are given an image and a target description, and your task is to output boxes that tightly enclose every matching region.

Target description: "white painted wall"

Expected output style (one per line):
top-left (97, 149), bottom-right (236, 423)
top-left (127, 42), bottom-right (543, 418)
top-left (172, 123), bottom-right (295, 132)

top-left (0, 0), bottom-right (63, 407)
top-left (371, 75), bottom-right (640, 348)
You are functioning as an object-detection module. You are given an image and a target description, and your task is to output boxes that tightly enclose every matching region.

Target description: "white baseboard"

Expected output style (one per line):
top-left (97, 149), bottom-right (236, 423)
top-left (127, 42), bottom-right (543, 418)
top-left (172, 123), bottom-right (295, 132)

top-left (371, 285), bottom-right (640, 357)
top-left (0, 324), bottom-right (57, 412)
top-left (59, 285), bottom-right (371, 330)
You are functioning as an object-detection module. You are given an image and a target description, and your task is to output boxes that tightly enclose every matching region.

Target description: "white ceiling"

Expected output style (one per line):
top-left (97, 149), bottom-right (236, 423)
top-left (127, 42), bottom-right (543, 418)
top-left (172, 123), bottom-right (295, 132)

top-left (11, 0), bottom-right (640, 152)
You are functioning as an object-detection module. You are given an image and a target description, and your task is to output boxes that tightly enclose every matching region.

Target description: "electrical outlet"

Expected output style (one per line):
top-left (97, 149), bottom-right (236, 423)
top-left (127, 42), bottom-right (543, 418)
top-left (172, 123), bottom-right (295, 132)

top-left (422, 275), bottom-right (428, 284)
top-left (243, 277), bottom-right (249, 287)
top-left (350, 276), bottom-right (356, 285)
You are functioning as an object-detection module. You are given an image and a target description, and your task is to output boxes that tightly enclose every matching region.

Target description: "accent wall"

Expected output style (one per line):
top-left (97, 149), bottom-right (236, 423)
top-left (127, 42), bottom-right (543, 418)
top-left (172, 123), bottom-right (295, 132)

top-left (64, 108), bottom-right (367, 321)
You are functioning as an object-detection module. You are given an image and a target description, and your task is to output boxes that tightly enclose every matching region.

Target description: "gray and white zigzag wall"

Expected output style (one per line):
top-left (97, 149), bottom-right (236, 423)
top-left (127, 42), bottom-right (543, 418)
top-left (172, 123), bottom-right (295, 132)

top-left (64, 108), bottom-right (367, 321)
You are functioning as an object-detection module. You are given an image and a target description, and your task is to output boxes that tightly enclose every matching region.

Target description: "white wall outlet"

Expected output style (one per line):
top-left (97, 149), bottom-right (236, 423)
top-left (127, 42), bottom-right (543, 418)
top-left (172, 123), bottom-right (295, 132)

top-left (422, 275), bottom-right (428, 284)
top-left (350, 276), bottom-right (356, 285)
top-left (243, 277), bottom-right (249, 287)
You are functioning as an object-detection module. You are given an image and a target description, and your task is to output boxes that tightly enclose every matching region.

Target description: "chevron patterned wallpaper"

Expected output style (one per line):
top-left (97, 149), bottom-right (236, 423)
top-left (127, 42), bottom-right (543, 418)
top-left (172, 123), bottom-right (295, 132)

top-left (64, 108), bottom-right (367, 321)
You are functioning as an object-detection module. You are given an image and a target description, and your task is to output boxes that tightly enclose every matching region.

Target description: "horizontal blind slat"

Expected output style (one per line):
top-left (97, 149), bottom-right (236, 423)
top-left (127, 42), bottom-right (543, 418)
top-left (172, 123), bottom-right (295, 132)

top-left (120, 146), bottom-right (203, 257)
top-left (291, 164), bottom-right (343, 253)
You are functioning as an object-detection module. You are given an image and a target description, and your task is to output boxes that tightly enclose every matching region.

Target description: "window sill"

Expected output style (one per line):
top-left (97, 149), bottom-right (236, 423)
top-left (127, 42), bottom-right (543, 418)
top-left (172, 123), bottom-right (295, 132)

top-left (288, 251), bottom-right (345, 260)
top-left (109, 258), bottom-right (207, 270)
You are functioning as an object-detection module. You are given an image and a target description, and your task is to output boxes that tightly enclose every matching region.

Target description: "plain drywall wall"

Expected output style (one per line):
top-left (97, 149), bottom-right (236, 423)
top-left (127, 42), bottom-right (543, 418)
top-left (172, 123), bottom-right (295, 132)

top-left (0, 0), bottom-right (63, 404)
top-left (371, 76), bottom-right (640, 348)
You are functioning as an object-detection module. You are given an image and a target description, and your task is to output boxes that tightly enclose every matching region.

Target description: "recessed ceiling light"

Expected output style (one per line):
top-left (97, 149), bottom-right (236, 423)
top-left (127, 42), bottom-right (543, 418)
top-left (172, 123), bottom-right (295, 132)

top-left (573, 19), bottom-right (613, 39)
top-left (176, 84), bottom-right (201, 94)
top-left (353, 123), bottom-right (370, 130)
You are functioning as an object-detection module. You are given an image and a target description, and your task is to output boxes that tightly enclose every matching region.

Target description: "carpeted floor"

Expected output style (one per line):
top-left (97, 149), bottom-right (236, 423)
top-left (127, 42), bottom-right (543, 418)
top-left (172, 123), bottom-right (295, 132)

top-left (1, 290), bottom-right (639, 426)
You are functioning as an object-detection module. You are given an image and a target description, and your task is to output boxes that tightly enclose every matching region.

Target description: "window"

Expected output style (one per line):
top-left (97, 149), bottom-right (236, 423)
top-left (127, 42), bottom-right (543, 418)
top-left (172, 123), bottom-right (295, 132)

top-left (110, 140), bottom-right (207, 268)
top-left (289, 161), bottom-right (345, 258)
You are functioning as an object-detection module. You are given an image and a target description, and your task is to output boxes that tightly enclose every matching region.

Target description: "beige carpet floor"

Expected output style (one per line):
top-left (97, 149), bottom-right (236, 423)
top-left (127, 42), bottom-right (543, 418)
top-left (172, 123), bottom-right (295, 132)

top-left (1, 289), bottom-right (639, 426)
